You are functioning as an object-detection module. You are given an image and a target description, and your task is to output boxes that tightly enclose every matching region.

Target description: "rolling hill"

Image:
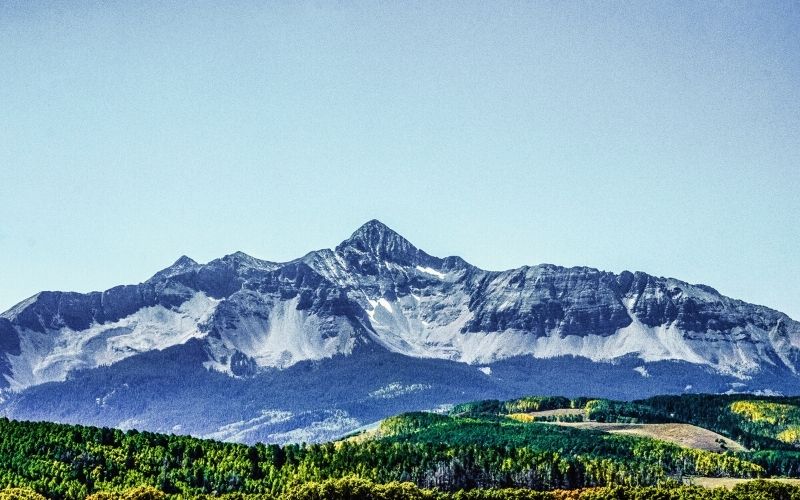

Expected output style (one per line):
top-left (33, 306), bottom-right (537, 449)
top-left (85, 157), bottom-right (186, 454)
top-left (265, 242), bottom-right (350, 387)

top-left (1, 393), bottom-right (800, 499)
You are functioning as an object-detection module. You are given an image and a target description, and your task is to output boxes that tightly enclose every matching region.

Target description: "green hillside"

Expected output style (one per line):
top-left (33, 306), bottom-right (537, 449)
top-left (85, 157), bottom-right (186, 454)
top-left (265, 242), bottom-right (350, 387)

top-left (2, 393), bottom-right (800, 499)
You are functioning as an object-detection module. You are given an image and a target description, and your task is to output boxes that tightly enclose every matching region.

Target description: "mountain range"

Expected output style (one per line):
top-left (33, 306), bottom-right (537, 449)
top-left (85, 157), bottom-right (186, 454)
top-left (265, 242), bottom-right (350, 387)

top-left (1, 219), bottom-right (798, 443)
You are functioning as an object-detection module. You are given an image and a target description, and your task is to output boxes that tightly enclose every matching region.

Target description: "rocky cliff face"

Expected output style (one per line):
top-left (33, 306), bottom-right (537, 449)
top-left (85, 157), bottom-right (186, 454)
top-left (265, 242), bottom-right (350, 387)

top-left (1, 220), bottom-right (798, 442)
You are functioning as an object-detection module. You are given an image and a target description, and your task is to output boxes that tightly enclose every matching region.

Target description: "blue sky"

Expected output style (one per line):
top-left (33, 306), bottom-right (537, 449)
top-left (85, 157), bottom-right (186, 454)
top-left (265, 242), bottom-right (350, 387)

top-left (1, 1), bottom-right (798, 319)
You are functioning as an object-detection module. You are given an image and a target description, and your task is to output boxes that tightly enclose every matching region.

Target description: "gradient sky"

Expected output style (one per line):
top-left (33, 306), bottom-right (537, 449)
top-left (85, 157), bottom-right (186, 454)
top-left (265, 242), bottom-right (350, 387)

top-left (1, 1), bottom-right (798, 319)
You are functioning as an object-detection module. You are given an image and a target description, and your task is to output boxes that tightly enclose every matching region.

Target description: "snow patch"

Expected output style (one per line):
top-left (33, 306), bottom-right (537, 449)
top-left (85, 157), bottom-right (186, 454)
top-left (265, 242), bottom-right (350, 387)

top-left (7, 293), bottom-right (220, 391)
top-left (205, 296), bottom-right (359, 372)
top-left (377, 298), bottom-right (393, 313)
top-left (368, 382), bottom-right (432, 399)
top-left (95, 384), bottom-right (129, 407)
top-left (633, 366), bottom-right (650, 378)
top-left (205, 410), bottom-right (294, 442)
top-left (364, 291), bottom-right (474, 362)
top-left (752, 389), bottom-right (784, 396)
top-left (478, 366), bottom-right (492, 376)
top-left (362, 287), bottom-right (765, 376)
top-left (267, 410), bottom-right (360, 443)
top-left (429, 403), bottom-right (454, 414)
top-left (416, 266), bottom-right (445, 279)
top-left (117, 418), bottom-right (144, 431)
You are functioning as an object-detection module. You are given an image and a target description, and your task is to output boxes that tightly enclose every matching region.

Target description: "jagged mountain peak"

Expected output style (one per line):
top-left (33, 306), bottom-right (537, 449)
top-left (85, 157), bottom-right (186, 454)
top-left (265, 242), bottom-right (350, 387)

top-left (174, 255), bottom-right (198, 266)
top-left (149, 255), bottom-right (199, 281)
top-left (336, 220), bottom-right (425, 266)
top-left (2, 220), bottom-right (800, 418)
top-left (219, 251), bottom-right (258, 264)
top-left (209, 251), bottom-right (279, 272)
top-left (342, 219), bottom-right (410, 248)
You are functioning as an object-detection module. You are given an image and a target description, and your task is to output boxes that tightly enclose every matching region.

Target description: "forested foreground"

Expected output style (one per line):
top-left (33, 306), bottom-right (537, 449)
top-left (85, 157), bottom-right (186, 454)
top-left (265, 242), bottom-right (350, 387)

top-left (0, 415), bottom-right (767, 499)
top-left (452, 394), bottom-right (800, 476)
top-left (2, 393), bottom-right (800, 499)
top-left (4, 477), bottom-right (800, 500)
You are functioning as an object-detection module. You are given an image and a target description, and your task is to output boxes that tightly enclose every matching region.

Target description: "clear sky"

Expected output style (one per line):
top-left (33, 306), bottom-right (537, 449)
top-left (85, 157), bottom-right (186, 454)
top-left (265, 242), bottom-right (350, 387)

top-left (1, 1), bottom-right (798, 319)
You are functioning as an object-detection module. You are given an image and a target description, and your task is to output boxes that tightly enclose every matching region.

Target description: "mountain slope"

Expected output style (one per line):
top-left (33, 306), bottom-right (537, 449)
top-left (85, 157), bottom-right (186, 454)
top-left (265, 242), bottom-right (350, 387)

top-left (0, 220), bottom-right (798, 442)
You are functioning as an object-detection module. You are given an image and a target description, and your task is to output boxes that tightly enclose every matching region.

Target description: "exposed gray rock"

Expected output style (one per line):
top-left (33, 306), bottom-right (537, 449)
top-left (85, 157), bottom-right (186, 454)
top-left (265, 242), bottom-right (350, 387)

top-left (0, 220), bottom-right (798, 441)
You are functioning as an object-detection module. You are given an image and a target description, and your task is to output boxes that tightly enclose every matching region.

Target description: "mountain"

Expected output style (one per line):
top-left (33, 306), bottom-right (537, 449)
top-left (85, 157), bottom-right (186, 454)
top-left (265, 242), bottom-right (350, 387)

top-left (1, 219), bottom-right (798, 444)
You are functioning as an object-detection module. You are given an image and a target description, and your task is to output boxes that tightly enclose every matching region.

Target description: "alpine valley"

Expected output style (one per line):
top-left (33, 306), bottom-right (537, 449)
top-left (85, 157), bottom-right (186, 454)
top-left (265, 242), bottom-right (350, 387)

top-left (1, 220), bottom-right (798, 444)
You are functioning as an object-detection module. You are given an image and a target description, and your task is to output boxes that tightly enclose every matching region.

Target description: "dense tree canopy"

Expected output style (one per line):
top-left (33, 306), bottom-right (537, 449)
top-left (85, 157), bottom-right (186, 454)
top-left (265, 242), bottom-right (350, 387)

top-left (1, 393), bottom-right (800, 499)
